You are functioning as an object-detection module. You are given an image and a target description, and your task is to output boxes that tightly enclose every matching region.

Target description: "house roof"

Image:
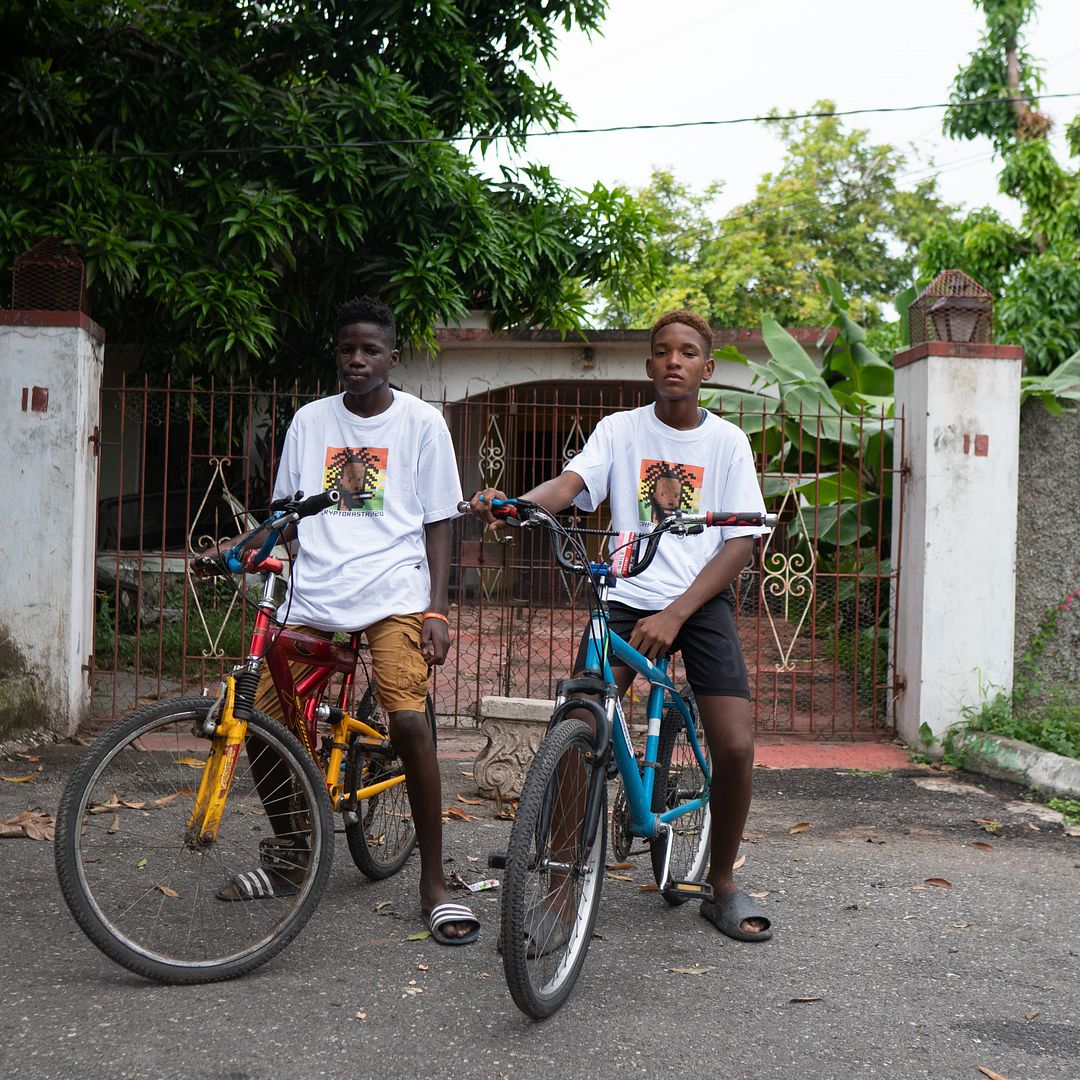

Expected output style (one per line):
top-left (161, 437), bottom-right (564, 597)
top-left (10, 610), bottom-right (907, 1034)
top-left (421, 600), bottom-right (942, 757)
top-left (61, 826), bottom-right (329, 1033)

top-left (435, 326), bottom-right (838, 348)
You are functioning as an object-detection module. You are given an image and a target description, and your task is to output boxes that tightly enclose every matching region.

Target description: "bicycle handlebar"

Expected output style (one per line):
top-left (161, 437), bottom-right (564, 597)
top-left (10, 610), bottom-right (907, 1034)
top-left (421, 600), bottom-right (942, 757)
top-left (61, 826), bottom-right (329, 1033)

top-left (457, 498), bottom-right (776, 580)
top-left (193, 489), bottom-right (344, 576)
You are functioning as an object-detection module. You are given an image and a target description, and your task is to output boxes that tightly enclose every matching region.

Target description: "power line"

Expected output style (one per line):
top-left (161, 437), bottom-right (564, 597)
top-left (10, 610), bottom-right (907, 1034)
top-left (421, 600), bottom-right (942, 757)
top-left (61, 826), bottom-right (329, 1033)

top-left (5, 92), bottom-right (1080, 164)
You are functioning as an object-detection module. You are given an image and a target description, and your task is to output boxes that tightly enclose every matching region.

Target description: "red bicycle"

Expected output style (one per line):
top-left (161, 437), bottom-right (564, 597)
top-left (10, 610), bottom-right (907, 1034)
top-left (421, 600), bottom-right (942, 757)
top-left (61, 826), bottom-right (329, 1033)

top-left (55, 490), bottom-right (435, 983)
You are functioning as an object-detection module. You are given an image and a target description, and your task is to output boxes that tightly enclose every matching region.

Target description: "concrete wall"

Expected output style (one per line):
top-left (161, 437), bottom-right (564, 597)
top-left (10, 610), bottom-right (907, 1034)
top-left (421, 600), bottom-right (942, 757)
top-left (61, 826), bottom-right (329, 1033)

top-left (0, 314), bottom-right (104, 736)
top-left (398, 327), bottom-right (831, 400)
top-left (1014, 400), bottom-right (1080, 687)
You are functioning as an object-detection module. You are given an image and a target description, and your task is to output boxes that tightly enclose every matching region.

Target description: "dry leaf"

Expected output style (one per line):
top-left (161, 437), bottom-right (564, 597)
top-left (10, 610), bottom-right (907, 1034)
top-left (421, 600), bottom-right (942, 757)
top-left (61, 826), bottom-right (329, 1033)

top-left (732, 855), bottom-right (746, 870)
top-left (17, 754), bottom-right (40, 762)
top-left (354, 1012), bottom-right (367, 1021)
top-left (0, 825), bottom-right (24, 838)
top-left (639, 883), bottom-right (659, 893)
top-left (466, 855), bottom-right (479, 864)
top-left (1026, 822), bottom-right (1041, 831)
top-left (970, 841), bottom-right (994, 852)
top-left (405, 930), bottom-right (431, 941)
top-left (1, 774), bottom-right (35, 783)
top-left (402, 986), bottom-right (423, 997)
top-left (88, 794), bottom-right (121, 814)
top-left (154, 884), bottom-right (179, 898)
top-left (911, 886), bottom-right (927, 891)
top-left (120, 800), bottom-right (146, 810)
top-left (605, 862), bottom-right (635, 870)
top-left (106, 814), bottom-right (121, 835)
top-left (1025, 1010), bottom-right (1039, 1021)
top-left (976, 1068), bottom-right (1010, 1080)
top-left (136, 857), bottom-right (148, 869)
top-left (478, 972), bottom-right (490, 979)
top-left (456, 795), bottom-right (485, 805)
top-left (417, 963), bottom-right (429, 971)
top-left (668, 964), bottom-right (714, 975)
top-left (1065, 825), bottom-right (1080, 838)
top-left (606, 872), bottom-right (633, 882)
top-left (974, 819), bottom-right (1003, 835)
top-left (174, 757), bottom-right (206, 768)
top-left (748, 890), bottom-right (770, 899)
top-left (789, 996), bottom-right (823, 1004)
top-left (375, 900), bottom-right (393, 912)
top-left (788, 822), bottom-right (812, 834)
top-left (443, 805), bottom-right (476, 822)
top-left (152, 793), bottom-right (181, 808)
top-left (460, 771), bottom-right (474, 779)
top-left (924, 877), bottom-right (952, 888)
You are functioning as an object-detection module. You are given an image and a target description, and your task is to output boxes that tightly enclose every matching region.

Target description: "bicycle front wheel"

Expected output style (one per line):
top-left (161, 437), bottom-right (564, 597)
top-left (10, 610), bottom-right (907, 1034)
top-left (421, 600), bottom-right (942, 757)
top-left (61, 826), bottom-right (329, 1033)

top-left (649, 689), bottom-right (712, 902)
top-left (55, 697), bottom-right (334, 984)
top-left (344, 682), bottom-right (436, 880)
top-left (502, 719), bottom-right (607, 1019)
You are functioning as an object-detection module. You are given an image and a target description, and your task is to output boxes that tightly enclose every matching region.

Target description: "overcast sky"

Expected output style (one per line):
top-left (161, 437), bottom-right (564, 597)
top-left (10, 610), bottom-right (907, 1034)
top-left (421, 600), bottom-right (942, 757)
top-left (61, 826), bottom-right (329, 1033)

top-left (477, 0), bottom-right (1080, 223)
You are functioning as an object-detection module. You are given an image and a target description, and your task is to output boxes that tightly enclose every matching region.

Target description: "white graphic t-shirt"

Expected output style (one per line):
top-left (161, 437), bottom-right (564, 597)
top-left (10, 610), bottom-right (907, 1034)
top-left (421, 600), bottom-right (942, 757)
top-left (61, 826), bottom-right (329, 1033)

top-left (272, 391), bottom-right (462, 631)
top-left (565, 405), bottom-right (767, 610)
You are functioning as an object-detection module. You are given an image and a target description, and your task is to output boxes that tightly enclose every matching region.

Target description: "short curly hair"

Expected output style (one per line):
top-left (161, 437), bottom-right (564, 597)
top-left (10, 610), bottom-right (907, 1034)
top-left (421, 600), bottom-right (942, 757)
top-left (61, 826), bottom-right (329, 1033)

top-left (650, 310), bottom-right (713, 356)
top-left (336, 295), bottom-right (396, 345)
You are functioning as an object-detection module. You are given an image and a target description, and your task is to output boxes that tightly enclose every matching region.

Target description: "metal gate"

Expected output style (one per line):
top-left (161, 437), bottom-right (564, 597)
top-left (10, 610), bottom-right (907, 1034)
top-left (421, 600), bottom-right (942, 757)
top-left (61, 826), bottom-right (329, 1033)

top-left (89, 379), bottom-right (903, 738)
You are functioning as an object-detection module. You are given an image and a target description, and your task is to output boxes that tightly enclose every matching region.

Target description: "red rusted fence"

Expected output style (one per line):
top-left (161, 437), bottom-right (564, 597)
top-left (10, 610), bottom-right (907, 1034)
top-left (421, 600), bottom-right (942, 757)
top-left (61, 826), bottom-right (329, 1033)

top-left (89, 379), bottom-right (902, 738)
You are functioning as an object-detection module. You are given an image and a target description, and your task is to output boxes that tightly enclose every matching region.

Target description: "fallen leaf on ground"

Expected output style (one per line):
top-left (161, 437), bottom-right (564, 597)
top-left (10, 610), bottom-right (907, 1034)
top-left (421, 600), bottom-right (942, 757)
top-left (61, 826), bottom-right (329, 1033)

top-left (466, 855), bottom-right (479, 863)
top-left (460, 771), bottom-right (474, 779)
top-left (354, 1012), bottom-right (367, 1021)
top-left (16, 754), bottom-right (39, 762)
top-left (977, 1068), bottom-right (1010, 1080)
top-left (405, 930), bottom-right (431, 941)
top-left (442, 806), bottom-right (476, 822)
top-left (974, 819), bottom-right (1003, 835)
top-left (152, 793), bottom-right (181, 808)
top-left (970, 841), bottom-right (994, 852)
top-left (154, 884), bottom-right (179, 898)
top-left (1065, 825), bottom-right (1080, 838)
top-left (1025, 1009), bottom-right (1039, 1021)
top-left (748, 891), bottom-right (770, 899)
top-left (456, 795), bottom-right (485, 805)
top-left (788, 822), bottom-right (812, 834)
top-left (478, 972), bottom-right (490, 979)
top-left (1026, 822), bottom-right (1040, 831)
top-left (401, 986), bottom-right (423, 997)
top-left (732, 854), bottom-right (746, 870)
top-left (668, 965), bottom-right (714, 975)
top-left (911, 886), bottom-right (927, 892)
top-left (924, 877), bottom-right (952, 888)
top-left (789, 996), bottom-right (823, 1004)
top-left (606, 873), bottom-right (633, 882)
top-left (374, 900), bottom-right (393, 912)
top-left (136, 857), bottom-right (148, 869)
top-left (742, 832), bottom-right (767, 842)
top-left (1, 775), bottom-right (35, 783)
top-left (639, 884), bottom-right (659, 893)
top-left (0, 810), bottom-right (55, 841)
top-left (417, 963), bottom-right (429, 972)
top-left (605, 862), bottom-right (634, 870)
top-left (106, 815), bottom-right (121, 835)
top-left (0, 825), bottom-right (23, 838)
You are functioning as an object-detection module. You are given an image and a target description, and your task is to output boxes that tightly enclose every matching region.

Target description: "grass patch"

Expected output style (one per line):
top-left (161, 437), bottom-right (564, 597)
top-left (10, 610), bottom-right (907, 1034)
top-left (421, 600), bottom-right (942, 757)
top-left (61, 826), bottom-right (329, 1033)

top-left (968, 689), bottom-right (1080, 760)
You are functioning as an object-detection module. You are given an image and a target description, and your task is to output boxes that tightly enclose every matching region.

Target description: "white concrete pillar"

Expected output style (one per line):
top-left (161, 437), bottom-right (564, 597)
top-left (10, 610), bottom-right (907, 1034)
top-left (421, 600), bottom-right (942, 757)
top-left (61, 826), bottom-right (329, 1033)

top-left (0, 313), bottom-right (105, 736)
top-left (891, 341), bottom-right (1024, 745)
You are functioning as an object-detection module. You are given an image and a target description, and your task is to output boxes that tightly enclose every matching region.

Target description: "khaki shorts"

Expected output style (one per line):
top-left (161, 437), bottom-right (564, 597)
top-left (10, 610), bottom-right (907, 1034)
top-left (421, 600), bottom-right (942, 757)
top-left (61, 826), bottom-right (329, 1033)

top-left (253, 613), bottom-right (431, 722)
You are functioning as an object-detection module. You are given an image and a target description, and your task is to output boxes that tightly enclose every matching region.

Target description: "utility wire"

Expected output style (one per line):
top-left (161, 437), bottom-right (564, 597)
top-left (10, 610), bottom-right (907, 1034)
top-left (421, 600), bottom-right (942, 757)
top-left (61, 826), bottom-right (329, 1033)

top-left (5, 91), bottom-right (1080, 164)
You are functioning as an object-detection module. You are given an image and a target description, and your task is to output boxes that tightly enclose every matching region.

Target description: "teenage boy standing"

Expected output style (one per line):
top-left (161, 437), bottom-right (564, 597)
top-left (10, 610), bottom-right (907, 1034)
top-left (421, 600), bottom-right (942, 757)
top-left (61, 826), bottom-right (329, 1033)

top-left (204, 296), bottom-right (478, 945)
top-left (469, 310), bottom-right (771, 941)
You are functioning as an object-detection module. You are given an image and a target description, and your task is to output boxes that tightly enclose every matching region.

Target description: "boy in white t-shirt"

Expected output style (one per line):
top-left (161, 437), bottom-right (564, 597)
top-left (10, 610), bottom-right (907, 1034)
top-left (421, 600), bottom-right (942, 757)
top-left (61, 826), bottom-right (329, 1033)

top-left (204, 297), bottom-right (477, 945)
top-left (469, 310), bottom-right (772, 943)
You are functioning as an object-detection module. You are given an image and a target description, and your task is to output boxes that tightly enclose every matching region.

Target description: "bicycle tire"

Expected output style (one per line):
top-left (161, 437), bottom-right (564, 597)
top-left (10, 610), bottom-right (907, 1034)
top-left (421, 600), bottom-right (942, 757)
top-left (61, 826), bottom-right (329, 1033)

top-left (55, 696), bottom-right (334, 984)
top-left (344, 680), bottom-right (436, 880)
top-left (501, 719), bottom-right (607, 1019)
top-left (649, 688), bottom-right (712, 903)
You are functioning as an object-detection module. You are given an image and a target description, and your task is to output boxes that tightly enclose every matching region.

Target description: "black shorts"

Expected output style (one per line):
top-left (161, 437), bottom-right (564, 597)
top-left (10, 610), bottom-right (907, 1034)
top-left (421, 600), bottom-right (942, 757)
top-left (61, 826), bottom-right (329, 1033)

top-left (575, 594), bottom-right (751, 700)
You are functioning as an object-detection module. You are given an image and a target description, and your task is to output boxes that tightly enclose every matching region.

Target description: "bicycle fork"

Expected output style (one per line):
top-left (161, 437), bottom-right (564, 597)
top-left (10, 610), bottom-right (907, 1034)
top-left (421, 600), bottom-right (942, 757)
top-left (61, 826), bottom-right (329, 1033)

top-left (185, 676), bottom-right (248, 850)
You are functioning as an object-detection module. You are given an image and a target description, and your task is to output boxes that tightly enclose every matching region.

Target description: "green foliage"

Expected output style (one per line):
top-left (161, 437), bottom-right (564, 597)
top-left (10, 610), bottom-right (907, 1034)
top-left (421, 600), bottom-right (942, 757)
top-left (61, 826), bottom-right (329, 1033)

top-left (966, 585), bottom-right (1080, 760)
top-left (598, 106), bottom-right (957, 330)
top-left (925, 0), bottom-right (1080, 375)
top-left (1047, 798), bottom-right (1080, 825)
top-left (0, 1), bottom-right (659, 382)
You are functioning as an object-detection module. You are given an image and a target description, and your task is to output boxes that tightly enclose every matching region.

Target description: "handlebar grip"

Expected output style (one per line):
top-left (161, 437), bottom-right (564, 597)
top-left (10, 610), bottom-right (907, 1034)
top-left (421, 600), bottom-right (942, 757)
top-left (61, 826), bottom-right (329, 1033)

top-left (703, 511), bottom-right (775, 528)
top-left (295, 489), bottom-right (340, 518)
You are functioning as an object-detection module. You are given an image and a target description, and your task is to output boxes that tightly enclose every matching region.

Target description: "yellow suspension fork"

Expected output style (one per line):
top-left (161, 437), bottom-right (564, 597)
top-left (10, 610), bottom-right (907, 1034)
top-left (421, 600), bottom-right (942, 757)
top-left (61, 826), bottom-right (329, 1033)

top-left (185, 677), bottom-right (248, 848)
top-left (324, 713), bottom-right (407, 812)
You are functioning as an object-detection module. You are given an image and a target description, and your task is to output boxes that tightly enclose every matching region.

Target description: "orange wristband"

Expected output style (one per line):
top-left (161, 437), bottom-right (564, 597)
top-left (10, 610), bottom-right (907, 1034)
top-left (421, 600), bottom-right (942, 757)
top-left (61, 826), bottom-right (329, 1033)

top-left (423, 612), bottom-right (449, 624)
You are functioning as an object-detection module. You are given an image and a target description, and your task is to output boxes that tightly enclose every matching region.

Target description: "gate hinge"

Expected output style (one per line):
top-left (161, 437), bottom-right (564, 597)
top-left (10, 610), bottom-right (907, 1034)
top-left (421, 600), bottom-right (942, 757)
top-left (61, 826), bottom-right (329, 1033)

top-left (82, 656), bottom-right (94, 686)
top-left (88, 426), bottom-right (100, 457)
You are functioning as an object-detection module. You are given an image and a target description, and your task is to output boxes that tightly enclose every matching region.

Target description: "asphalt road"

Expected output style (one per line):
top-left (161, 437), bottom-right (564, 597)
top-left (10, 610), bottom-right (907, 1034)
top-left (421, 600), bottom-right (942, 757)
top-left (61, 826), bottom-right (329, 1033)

top-left (1, 739), bottom-right (1077, 1080)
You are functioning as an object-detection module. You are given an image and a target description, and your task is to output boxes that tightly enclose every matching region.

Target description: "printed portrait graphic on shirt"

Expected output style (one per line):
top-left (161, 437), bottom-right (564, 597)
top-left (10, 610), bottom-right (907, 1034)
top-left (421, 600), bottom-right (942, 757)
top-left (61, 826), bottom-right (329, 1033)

top-left (323, 446), bottom-right (387, 514)
top-left (638, 459), bottom-right (704, 525)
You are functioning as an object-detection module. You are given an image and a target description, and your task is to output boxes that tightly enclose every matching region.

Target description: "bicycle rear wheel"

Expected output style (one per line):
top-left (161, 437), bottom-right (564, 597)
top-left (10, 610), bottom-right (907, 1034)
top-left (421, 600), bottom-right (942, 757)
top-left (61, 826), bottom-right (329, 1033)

top-left (344, 680), bottom-right (436, 880)
top-left (502, 719), bottom-right (606, 1019)
top-left (55, 697), bottom-right (334, 984)
top-left (649, 689), bottom-right (712, 902)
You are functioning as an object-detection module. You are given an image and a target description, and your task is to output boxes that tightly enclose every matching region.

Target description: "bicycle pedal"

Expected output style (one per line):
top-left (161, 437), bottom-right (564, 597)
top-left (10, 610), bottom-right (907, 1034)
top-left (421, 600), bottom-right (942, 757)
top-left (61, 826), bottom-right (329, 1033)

top-left (662, 879), bottom-right (714, 902)
top-left (488, 850), bottom-right (508, 870)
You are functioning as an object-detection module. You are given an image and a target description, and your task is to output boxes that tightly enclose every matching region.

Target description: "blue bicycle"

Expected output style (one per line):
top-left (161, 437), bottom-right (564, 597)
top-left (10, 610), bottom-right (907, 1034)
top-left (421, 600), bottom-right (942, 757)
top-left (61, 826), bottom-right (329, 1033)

top-left (471, 498), bottom-right (774, 1018)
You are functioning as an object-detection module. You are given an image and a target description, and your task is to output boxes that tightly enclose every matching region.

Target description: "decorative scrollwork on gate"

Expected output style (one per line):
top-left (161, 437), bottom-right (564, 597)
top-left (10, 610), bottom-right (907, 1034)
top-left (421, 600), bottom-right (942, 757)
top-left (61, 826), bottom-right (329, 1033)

top-left (478, 413), bottom-right (506, 491)
top-left (759, 480), bottom-right (817, 672)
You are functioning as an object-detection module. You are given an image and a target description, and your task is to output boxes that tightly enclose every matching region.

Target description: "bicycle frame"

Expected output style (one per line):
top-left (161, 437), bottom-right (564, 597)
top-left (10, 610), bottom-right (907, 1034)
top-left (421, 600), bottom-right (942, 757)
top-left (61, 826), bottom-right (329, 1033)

top-left (187, 567), bottom-right (404, 844)
top-left (573, 586), bottom-right (710, 846)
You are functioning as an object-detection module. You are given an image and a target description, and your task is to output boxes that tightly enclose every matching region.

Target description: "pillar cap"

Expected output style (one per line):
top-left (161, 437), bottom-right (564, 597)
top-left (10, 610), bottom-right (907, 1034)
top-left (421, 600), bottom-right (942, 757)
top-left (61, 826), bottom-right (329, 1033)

top-left (893, 341), bottom-right (1023, 369)
top-left (0, 310), bottom-right (105, 343)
